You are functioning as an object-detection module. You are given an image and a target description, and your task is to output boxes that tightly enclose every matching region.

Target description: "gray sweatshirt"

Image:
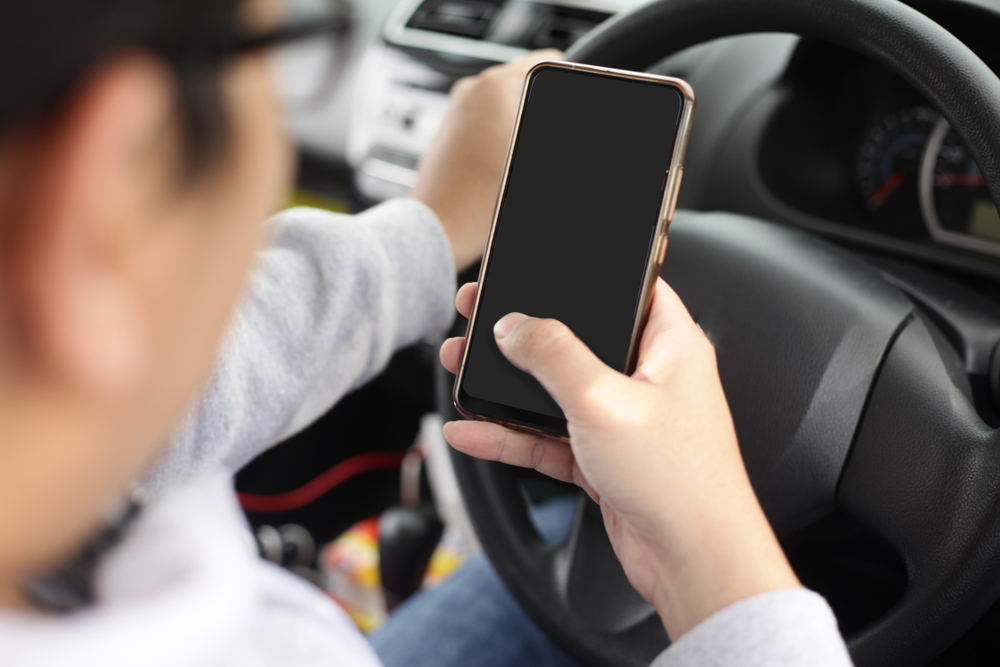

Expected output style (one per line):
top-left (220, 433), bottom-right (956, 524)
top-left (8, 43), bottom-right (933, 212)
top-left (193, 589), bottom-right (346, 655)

top-left (145, 198), bottom-right (457, 493)
top-left (1, 199), bottom-right (854, 667)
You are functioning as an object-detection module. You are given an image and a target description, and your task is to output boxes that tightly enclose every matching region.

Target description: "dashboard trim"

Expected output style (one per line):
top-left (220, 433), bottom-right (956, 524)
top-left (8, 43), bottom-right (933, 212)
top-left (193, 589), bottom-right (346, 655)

top-left (382, 0), bottom-right (629, 63)
top-left (919, 116), bottom-right (1000, 258)
top-left (717, 85), bottom-right (1000, 282)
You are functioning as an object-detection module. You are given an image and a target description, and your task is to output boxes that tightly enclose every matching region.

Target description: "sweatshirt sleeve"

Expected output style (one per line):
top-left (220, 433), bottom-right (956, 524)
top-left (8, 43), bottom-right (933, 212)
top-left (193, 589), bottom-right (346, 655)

top-left (141, 198), bottom-right (457, 495)
top-left (650, 588), bottom-right (854, 667)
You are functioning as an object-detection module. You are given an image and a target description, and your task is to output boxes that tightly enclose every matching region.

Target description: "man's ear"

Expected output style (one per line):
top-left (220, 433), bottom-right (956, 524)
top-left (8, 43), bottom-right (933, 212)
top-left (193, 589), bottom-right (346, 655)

top-left (5, 54), bottom-right (178, 397)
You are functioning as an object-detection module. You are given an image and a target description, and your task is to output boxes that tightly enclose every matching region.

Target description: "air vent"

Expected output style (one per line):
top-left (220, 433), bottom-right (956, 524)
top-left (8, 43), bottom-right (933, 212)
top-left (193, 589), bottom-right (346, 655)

top-left (529, 6), bottom-right (610, 50)
top-left (388, 0), bottom-right (614, 64)
top-left (404, 0), bottom-right (610, 48)
top-left (406, 0), bottom-right (504, 39)
top-left (485, 1), bottom-right (609, 49)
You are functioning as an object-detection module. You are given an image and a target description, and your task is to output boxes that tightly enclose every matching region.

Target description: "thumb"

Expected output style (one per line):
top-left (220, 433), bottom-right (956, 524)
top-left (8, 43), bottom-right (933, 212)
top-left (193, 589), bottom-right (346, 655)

top-left (493, 313), bottom-right (615, 415)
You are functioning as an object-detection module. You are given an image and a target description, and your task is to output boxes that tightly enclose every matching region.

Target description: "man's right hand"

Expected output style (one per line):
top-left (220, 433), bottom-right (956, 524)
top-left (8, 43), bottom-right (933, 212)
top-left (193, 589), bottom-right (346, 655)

top-left (439, 279), bottom-right (801, 640)
top-left (409, 50), bottom-right (562, 273)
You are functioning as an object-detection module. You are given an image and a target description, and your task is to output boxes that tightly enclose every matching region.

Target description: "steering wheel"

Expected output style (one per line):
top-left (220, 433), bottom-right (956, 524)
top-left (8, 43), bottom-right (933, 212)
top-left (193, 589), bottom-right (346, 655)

top-left (437, 1), bottom-right (1000, 666)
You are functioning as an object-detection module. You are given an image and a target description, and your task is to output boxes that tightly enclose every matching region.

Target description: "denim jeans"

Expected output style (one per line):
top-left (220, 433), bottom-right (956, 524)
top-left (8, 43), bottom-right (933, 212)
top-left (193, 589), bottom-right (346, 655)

top-left (370, 495), bottom-right (583, 667)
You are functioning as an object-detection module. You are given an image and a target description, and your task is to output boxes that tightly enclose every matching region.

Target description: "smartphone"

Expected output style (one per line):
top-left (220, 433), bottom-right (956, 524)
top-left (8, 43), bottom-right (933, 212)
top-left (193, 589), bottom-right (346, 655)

top-left (453, 61), bottom-right (695, 439)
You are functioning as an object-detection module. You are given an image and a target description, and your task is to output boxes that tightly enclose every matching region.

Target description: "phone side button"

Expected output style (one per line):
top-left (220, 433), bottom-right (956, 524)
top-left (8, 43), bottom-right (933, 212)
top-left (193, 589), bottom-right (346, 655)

top-left (656, 236), bottom-right (668, 265)
top-left (666, 168), bottom-right (684, 222)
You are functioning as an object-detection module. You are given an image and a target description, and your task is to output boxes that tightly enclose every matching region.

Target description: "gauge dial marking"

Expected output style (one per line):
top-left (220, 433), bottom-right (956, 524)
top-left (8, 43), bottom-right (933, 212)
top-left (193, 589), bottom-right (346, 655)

top-left (934, 172), bottom-right (985, 187)
top-left (857, 107), bottom-right (939, 218)
top-left (868, 169), bottom-right (907, 210)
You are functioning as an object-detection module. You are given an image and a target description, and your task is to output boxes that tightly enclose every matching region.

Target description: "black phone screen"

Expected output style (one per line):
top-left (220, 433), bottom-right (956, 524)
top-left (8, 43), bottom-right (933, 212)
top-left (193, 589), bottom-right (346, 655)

top-left (458, 65), bottom-right (683, 433)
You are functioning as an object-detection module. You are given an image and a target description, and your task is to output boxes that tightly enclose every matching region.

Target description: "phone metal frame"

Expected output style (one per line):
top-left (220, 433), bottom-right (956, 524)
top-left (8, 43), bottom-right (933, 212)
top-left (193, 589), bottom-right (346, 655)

top-left (453, 60), bottom-right (696, 440)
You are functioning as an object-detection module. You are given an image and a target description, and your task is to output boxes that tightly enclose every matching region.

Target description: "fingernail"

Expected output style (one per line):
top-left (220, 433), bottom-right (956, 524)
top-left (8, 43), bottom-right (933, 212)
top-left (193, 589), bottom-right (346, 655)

top-left (494, 312), bottom-right (529, 340)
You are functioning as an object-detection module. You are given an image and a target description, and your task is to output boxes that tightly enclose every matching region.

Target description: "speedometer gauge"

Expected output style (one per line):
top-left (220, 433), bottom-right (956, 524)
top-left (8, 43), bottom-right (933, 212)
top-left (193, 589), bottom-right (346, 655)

top-left (857, 107), bottom-right (939, 214)
top-left (919, 117), bottom-right (1000, 256)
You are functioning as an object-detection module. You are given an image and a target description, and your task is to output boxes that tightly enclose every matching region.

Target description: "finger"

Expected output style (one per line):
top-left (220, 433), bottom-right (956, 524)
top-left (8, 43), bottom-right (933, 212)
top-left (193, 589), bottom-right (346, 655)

top-left (646, 278), bottom-right (698, 333)
top-left (632, 279), bottom-right (712, 384)
top-left (493, 313), bottom-right (616, 416)
top-left (443, 420), bottom-right (576, 484)
top-left (439, 336), bottom-right (465, 375)
top-left (475, 50), bottom-right (558, 93)
top-left (449, 75), bottom-right (474, 95)
top-left (456, 282), bottom-right (477, 319)
top-left (482, 49), bottom-right (562, 80)
top-left (504, 50), bottom-right (563, 93)
top-left (516, 49), bottom-right (563, 69)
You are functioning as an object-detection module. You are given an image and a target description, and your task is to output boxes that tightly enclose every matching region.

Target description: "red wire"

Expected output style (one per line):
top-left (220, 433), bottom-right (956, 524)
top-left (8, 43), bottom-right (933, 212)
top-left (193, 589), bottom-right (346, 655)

top-left (237, 450), bottom-right (407, 513)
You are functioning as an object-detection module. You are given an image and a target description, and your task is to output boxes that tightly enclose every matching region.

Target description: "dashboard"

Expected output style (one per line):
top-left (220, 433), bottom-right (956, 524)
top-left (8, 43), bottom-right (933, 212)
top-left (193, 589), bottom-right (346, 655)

top-left (288, 0), bottom-right (1000, 280)
top-left (753, 2), bottom-right (1000, 273)
top-left (659, 0), bottom-right (1000, 281)
top-left (764, 55), bottom-right (1000, 257)
top-left (342, 0), bottom-right (637, 201)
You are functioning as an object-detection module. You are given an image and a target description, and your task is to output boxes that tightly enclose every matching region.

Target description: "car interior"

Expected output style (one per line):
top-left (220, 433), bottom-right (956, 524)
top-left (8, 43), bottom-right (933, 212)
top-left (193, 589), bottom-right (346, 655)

top-left (233, 0), bottom-right (1000, 664)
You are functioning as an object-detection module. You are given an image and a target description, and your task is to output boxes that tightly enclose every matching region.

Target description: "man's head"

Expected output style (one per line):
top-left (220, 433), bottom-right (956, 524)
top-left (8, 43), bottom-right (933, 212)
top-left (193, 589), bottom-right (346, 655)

top-left (0, 0), bottom-right (293, 605)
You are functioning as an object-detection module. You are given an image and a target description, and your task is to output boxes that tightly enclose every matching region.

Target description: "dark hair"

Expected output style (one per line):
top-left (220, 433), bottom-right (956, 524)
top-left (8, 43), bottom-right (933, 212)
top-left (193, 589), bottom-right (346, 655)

top-left (0, 0), bottom-right (241, 170)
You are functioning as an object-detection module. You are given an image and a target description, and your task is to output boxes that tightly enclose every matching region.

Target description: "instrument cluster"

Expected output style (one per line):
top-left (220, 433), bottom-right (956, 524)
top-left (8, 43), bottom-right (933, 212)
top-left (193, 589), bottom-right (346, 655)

top-left (756, 12), bottom-right (1000, 273)
top-left (855, 105), bottom-right (1000, 257)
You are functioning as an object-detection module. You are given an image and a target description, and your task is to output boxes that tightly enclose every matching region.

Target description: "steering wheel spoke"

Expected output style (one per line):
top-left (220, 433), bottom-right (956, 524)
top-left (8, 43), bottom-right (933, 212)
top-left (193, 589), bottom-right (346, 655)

top-left (838, 315), bottom-right (1000, 665)
top-left (555, 497), bottom-right (659, 634)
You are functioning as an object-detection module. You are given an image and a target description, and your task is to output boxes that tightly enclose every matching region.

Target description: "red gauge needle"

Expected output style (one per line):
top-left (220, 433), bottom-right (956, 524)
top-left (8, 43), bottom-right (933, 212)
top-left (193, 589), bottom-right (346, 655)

top-left (934, 172), bottom-right (986, 187)
top-left (868, 169), bottom-right (907, 210)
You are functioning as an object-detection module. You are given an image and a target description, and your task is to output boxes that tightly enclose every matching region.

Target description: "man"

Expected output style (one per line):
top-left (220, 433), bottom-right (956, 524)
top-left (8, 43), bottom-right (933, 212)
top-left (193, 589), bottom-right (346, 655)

top-left (0, 1), bottom-right (851, 665)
